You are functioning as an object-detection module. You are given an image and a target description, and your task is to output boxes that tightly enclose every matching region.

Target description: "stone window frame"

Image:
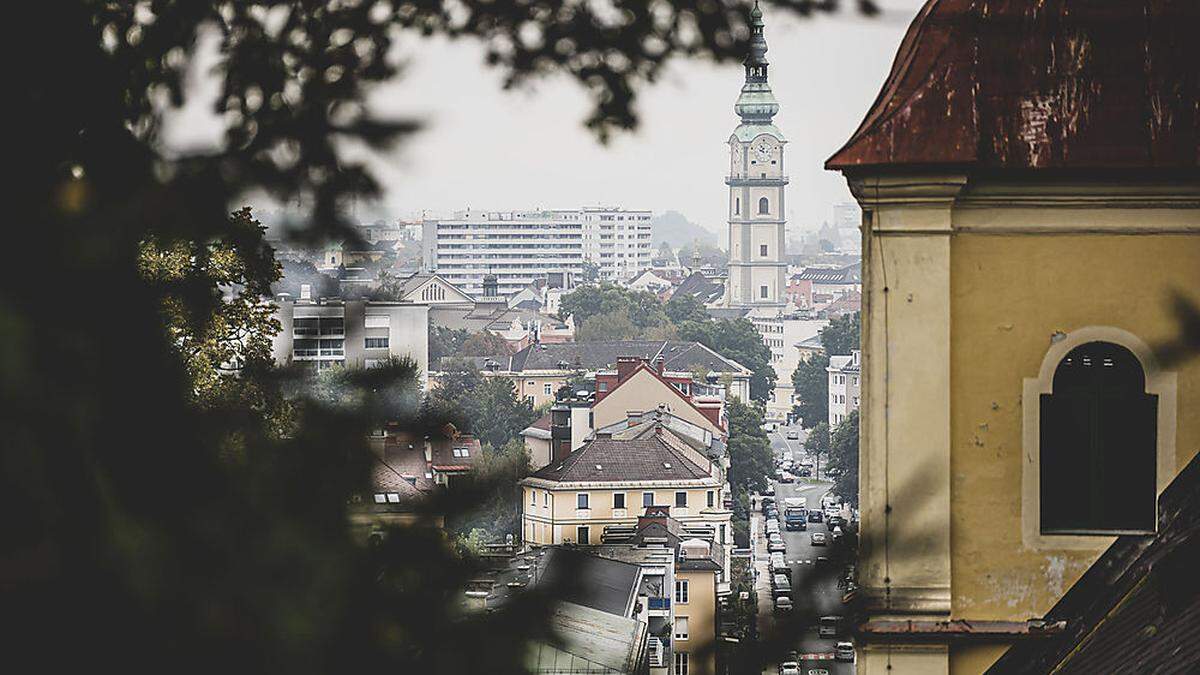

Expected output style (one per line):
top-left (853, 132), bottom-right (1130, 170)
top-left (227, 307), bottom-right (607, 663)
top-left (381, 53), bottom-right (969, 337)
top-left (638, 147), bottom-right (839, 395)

top-left (1021, 326), bottom-right (1177, 550)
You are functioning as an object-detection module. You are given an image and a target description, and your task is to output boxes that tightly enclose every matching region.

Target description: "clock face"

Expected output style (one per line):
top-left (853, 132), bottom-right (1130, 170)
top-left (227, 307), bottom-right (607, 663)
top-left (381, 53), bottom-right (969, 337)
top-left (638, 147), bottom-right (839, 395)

top-left (754, 142), bottom-right (772, 161)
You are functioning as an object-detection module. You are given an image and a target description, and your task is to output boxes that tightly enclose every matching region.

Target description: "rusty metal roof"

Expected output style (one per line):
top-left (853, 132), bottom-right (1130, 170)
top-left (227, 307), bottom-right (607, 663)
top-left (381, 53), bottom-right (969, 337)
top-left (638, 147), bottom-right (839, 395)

top-left (826, 0), bottom-right (1200, 172)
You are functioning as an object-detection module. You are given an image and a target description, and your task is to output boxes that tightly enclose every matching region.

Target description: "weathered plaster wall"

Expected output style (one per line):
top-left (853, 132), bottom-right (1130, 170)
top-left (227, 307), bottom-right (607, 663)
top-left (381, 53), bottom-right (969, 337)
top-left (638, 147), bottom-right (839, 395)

top-left (948, 232), bottom-right (1200, 624)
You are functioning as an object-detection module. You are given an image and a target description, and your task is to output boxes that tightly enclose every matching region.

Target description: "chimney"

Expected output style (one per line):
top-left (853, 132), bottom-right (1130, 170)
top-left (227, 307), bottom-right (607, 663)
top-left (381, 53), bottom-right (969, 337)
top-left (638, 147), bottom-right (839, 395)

top-left (639, 504), bottom-right (671, 527)
top-left (654, 355), bottom-right (666, 374)
top-left (616, 356), bottom-right (641, 383)
top-left (300, 283), bottom-right (312, 301)
top-left (550, 402), bottom-right (572, 463)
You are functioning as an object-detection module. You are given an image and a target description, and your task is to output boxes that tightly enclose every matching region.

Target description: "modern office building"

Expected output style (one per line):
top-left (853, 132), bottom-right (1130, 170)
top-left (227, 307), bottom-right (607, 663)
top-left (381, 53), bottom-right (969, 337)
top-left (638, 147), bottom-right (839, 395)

top-left (421, 207), bottom-right (653, 295)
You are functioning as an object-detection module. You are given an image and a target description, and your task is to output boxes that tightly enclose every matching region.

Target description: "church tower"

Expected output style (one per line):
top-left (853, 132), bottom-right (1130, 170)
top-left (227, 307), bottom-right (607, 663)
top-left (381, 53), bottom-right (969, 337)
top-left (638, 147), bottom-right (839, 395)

top-left (726, 1), bottom-right (787, 308)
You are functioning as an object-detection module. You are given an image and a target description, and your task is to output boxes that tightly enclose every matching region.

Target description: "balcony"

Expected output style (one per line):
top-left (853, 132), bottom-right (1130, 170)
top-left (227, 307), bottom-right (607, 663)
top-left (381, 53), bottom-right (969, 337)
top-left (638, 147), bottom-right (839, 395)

top-left (724, 173), bottom-right (790, 185)
top-left (647, 637), bottom-right (671, 669)
top-left (647, 596), bottom-right (671, 612)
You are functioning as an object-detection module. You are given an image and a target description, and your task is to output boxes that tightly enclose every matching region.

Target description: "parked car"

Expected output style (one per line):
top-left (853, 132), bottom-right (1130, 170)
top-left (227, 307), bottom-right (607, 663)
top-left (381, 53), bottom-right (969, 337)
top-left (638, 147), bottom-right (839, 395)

top-left (786, 430), bottom-right (800, 440)
top-left (766, 507), bottom-right (779, 520)
top-left (819, 615), bottom-right (843, 638)
top-left (762, 485), bottom-right (776, 497)
top-left (778, 472), bottom-right (795, 484)
top-left (778, 662), bottom-right (801, 675)
top-left (835, 642), bottom-right (855, 662)
top-left (765, 521), bottom-right (781, 536)
top-left (831, 526), bottom-right (844, 543)
top-left (798, 467), bottom-right (812, 477)
top-left (827, 515), bottom-right (845, 530)
top-left (768, 534), bottom-right (786, 553)
top-left (810, 532), bottom-right (827, 546)
top-left (770, 554), bottom-right (789, 576)
top-left (772, 574), bottom-right (791, 597)
top-left (774, 596), bottom-right (794, 613)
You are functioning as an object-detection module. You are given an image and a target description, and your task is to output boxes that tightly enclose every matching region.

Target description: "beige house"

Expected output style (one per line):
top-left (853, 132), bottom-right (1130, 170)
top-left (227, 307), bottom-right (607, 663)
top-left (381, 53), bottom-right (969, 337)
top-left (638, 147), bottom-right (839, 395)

top-left (520, 433), bottom-right (732, 568)
top-left (826, 1), bottom-right (1200, 673)
top-left (592, 507), bottom-right (725, 675)
top-left (592, 360), bottom-right (725, 436)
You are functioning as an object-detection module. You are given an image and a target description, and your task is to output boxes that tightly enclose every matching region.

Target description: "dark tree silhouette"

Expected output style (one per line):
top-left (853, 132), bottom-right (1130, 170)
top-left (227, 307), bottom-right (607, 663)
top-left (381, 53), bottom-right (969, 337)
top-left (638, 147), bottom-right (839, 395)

top-left (9, 1), bottom-right (882, 673)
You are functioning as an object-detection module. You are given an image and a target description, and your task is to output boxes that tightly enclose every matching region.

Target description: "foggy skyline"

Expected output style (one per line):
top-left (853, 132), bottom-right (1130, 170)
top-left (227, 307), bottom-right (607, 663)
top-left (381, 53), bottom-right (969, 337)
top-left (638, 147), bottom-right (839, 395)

top-left (165, 1), bottom-right (924, 236)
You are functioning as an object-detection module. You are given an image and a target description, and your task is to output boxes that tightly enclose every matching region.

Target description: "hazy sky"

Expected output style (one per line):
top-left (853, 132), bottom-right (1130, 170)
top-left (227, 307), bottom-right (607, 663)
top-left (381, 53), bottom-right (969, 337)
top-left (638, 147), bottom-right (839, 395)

top-left (166, 1), bottom-right (925, 236)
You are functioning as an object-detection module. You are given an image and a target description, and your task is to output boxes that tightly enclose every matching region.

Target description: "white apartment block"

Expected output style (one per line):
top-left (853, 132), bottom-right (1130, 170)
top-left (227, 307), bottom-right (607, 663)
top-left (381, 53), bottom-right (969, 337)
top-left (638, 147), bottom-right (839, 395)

top-left (828, 349), bottom-right (861, 428)
top-left (421, 207), bottom-right (653, 296)
top-left (270, 295), bottom-right (430, 389)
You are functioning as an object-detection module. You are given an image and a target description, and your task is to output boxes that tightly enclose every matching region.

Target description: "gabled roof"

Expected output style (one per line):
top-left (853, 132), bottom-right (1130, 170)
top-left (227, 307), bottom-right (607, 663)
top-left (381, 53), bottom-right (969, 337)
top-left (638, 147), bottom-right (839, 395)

top-left (827, 0), bottom-right (1200, 172)
top-left (528, 435), bottom-right (712, 484)
top-left (508, 340), bottom-right (750, 376)
top-left (430, 434), bottom-right (480, 473)
top-left (828, 355), bottom-right (859, 374)
top-left (599, 361), bottom-right (725, 433)
top-left (400, 272), bottom-right (476, 304)
top-left (794, 266), bottom-right (861, 284)
top-left (673, 271), bottom-right (726, 305)
top-left (988, 451), bottom-right (1200, 673)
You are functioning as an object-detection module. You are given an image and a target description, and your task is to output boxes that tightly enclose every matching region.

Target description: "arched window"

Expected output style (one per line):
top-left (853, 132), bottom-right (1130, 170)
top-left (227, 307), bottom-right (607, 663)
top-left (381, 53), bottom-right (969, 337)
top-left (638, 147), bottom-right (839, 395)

top-left (1040, 341), bottom-right (1157, 534)
top-left (735, 197), bottom-right (740, 215)
top-left (758, 197), bottom-right (769, 215)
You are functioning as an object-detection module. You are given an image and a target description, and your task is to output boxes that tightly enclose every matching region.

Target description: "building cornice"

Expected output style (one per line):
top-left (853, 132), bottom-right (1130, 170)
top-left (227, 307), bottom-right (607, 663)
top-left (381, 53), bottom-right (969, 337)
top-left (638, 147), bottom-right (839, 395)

top-left (521, 477), bottom-right (721, 490)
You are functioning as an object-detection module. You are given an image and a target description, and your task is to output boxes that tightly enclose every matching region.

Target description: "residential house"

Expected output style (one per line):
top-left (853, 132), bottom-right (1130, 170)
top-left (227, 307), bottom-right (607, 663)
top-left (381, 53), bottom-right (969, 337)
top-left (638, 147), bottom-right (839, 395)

top-left (349, 430), bottom-right (441, 536)
top-left (671, 271), bottom-right (727, 307)
top-left (520, 431), bottom-right (731, 572)
top-left (476, 546), bottom-right (649, 674)
top-left (270, 295), bottom-right (429, 388)
top-left (593, 506), bottom-right (727, 675)
top-left (827, 350), bottom-right (860, 428)
top-left (441, 340), bottom-right (753, 410)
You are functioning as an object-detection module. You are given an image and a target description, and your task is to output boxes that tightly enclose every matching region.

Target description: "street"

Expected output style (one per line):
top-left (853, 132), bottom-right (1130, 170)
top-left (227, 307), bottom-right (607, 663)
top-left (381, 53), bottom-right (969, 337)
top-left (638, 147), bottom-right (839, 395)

top-left (753, 425), bottom-right (855, 675)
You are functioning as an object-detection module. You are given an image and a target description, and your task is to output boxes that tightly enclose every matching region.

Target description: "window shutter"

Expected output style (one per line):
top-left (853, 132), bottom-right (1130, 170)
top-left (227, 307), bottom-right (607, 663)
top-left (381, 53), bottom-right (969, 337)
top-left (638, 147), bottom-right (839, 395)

top-left (1040, 393), bottom-right (1092, 533)
top-left (1096, 392), bottom-right (1157, 532)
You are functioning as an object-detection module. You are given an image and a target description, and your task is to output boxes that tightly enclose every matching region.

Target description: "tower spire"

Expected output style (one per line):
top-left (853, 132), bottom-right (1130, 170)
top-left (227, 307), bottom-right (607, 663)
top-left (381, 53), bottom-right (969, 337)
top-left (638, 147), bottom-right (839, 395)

top-left (745, 1), bottom-right (769, 83)
top-left (734, 1), bottom-right (779, 125)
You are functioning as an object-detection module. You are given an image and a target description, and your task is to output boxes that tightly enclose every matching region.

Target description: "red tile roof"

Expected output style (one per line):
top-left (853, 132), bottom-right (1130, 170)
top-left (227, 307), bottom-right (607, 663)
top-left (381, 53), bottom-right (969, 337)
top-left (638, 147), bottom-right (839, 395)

top-left (827, 0), bottom-right (1200, 172)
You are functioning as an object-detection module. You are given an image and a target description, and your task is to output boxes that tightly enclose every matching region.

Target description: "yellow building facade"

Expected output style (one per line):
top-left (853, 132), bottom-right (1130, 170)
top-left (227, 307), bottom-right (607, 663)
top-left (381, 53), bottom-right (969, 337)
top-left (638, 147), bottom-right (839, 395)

top-left (827, 1), bottom-right (1200, 672)
top-left (522, 482), bottom-right (727, 547)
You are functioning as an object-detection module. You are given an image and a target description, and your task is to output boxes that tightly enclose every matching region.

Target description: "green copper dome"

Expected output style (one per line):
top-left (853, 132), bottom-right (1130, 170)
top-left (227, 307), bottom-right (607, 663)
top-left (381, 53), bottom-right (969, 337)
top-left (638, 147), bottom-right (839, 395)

top-left (733, 0), bottom-right (782, 135)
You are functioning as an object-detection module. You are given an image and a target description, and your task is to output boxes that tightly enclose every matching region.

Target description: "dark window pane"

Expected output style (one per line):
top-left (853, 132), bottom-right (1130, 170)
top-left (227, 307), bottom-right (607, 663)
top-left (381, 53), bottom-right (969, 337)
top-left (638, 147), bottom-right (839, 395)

top-left (1040, 342), bottom-right (1156, 534)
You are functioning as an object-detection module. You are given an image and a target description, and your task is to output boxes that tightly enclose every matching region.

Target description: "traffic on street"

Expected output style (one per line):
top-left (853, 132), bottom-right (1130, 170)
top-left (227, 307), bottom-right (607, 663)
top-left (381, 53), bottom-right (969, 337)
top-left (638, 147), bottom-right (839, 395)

top-left (753, 423), bottom-right (856, 675)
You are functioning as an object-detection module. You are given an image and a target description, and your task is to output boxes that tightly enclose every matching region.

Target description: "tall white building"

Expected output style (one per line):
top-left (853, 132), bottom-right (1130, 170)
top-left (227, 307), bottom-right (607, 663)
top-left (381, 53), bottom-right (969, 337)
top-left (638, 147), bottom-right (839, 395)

top-left (827, 349), bottom-right (861, 428)
top-left (725, 2), bottom-right (787, 308)
top-left (422, 207), bottom-right (653, 295)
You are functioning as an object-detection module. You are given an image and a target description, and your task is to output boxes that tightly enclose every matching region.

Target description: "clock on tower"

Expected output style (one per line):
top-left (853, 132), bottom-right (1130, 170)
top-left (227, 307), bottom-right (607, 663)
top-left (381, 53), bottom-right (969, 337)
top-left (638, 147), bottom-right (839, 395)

top-left (725, 0), bottom-right (787, 309)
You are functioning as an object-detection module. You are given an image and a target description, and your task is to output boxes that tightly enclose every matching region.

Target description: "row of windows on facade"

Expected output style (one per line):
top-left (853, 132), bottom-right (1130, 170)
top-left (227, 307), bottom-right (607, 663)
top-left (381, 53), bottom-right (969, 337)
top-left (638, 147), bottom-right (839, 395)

top-left (293, 337), bottom-right (388, 355)
top-left (530, 489), bottom-right (719, 510)
top-left (831, 394), bottom-right (857, 406)
top-left (733, 197), bottom-right (773, 215)
top-left (831, 374), bottom-right (858, 386)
